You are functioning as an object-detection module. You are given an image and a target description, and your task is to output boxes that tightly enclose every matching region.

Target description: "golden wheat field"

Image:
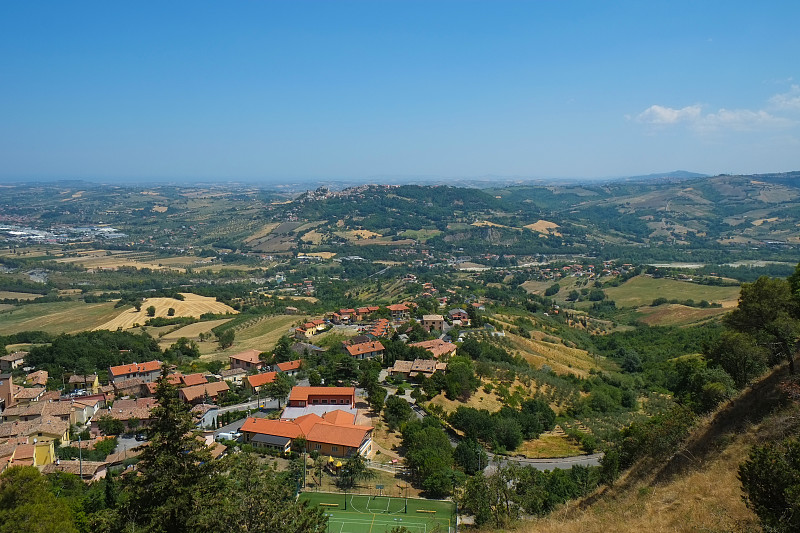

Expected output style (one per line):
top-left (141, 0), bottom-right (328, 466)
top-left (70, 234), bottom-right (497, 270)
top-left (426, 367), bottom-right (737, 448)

top-left (95, 293), bottom-right (237, 330)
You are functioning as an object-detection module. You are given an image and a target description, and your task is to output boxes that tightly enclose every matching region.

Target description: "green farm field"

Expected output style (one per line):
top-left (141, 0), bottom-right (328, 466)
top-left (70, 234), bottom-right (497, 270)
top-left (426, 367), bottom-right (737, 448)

top-left (299, 492), bottom-right (455, 533)
top-left (0, 301), bottom-right (122, 335)
top-left (200, 314), bottom-right (309, 360)
top-left (603, 275), bottom-right (740, 308)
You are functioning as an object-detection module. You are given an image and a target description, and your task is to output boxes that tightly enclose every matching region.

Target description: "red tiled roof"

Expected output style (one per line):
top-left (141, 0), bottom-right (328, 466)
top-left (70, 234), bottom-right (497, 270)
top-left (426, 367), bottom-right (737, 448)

top-left (345, 341), bottom-right (385, 357)
top-left (323, 410), bottom-right (355, 425)
top-left (246, 372), bottom-right (277, 389)
top-left (179, 381), bottom-right (229, 403)
top-left (14, 387), bottom-right (45, 400)
top-left (228, 349), bottom-right (263, 365)
top-left (181, 373), bottom-right (208, 387)
top-left (242, 410), bottom-right (371, 449)
top-left (241, 417), bottom-right (303, 440)
top-left (386, 303), bottom-right (409, 311)
top-left (307, 423), bottom-right (371, 448)
top-left (409, 339), bottom-right (457, 358)
top-left (276, 360), bottom-right (302, 372)
top-left (109, 360), bottom-right (162, 376)
top-left (288, 386), bottom-right (355, 402)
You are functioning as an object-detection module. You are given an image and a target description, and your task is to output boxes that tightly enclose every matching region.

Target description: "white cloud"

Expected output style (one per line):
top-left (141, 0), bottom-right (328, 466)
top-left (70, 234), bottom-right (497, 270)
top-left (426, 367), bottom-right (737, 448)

top-left (636, 104), bottom-right (702, 124)
top-left (698, 108), bottom-right (792, 131)
top-left (634, 101), bottom-right (795, 133)
top-left (769, 85), bottom-right (800, 111)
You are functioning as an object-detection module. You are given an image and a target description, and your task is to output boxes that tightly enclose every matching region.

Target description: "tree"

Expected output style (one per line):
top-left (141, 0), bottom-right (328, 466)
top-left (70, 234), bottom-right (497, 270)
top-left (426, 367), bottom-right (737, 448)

top-left (444, 356), bottom-right (478, 401)
top-left (167, 308), bottom-right (175, 317)
top-left (264, 373), bottom-right (293, 408)
top-left (196, 453), bottom-right (328, 533)
top-left (384, 395), bottom-right (414, 431)
top-left (0, 466), bottom-right (78, 533)
top-left (707, 330), bottom-right (768, 388)
top-left (336, 453), bottom-right (375, 491)
top-left (739, 437), bottom-right (800, 533)
top-left (96, 415), bottom-right (125, 436)
top-left (273, 335), bottom-right (293, 363)
top-left (402, 419), bottom-right (454, 497)
top-left (367, 385), bottom-right (386, 413)
top-left (726, 276), bottom-right (800, 373)
top-left (217, 329), bottom-right (235, 349)
top-left (146, 305), bottom-right (156, 317)
top-left (454, 438), bottom-right (488, 475)
top-left (164, 337), bottom-right (201, 360)
top-left (118, 369), bottom-right (216, 532)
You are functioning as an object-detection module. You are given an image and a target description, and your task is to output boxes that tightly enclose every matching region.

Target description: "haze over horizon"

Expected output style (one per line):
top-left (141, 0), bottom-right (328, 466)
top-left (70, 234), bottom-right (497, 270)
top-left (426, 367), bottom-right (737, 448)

top-left (1, 1), bottom-right (799, 183)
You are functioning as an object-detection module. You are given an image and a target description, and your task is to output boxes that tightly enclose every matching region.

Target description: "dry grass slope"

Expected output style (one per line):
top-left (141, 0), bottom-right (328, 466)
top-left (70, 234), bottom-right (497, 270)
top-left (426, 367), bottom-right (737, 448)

top-left (499, 366), bottom-right (790, 533)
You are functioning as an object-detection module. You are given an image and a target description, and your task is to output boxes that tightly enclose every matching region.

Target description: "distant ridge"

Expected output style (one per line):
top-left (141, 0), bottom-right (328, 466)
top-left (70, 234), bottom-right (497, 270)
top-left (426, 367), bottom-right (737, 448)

top-left (621, 170), bottom-right (708, 181)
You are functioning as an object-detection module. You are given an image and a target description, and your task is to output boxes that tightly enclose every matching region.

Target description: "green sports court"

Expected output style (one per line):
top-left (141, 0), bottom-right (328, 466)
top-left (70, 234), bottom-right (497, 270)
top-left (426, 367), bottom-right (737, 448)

top-left (299, 492), bottom-right (456, 533)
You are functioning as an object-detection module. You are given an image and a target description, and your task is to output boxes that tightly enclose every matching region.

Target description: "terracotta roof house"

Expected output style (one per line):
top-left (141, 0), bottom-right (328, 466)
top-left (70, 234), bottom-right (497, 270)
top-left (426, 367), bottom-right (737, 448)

top-left (68, 374), bottom-right (100, 394)
top-left (387, 360), bottom-right (414, 378)
top-left (420, 314), bottom-right (445, 333)
top-left (0, 415), bottom-right (70, 444)
top-left (288, 386), bottom-right (355, 408)
top-left (388, 359), bottom-right (447, 379)
top-left (0, 351), bottom-right (27, 371)
top-left (93, 398), bottom-right (157, 431)
top-left (1, 439), bottom-right (56, 468)
top-left (108, 360), bottom-right (162, 384)
top-left (13, 387), bottom-right (46, 405)
top-left (345, 341), bottom-right (385, 360)
top-left (241, 410), bottom-right (373, 457)
top-left (181, 373), bottom-right (209, 387)
top-left (179, 381), bottom-right (230, 405)
top-left (386, 303), bottom-right (410, 319)
top-left (220, 367), bottom-right (247, 385)
top-left (275, 359), bottom-right (302, 375)
top-left (112, 377), bottom-right (147, 397)
top-left (245, 372), bottom-right (277, 393)
top-left (409, 339), bottom-right (457, 359)
top-left (42, 460), bottom-right (107, 482)
top-left (367, 319), bottom-right (391, 338)
top-left (448, 309), bottom-right (470, 324)
top-left (228, 349), bottom-right (266, 371)
top-left (26, 370), bottom-right (48, 387)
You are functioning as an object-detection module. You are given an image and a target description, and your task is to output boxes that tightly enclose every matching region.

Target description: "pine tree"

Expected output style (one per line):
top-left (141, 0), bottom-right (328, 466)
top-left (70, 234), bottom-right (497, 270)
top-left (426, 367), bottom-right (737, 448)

top-left (120, 368), bottom-right (216, 532)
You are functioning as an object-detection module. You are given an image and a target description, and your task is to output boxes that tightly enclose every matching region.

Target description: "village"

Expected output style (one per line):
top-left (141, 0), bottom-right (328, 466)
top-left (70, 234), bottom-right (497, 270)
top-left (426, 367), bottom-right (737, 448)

top-left (0, 295), bottom-right (474, 483)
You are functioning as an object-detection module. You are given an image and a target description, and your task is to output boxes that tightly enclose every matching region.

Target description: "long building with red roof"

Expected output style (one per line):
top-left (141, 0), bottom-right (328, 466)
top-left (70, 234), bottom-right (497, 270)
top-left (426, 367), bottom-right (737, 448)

top-left (240, 410), bottom-right (372, 457)
top-left (108, 360), bottom-right (162, 384)
top-left (288, 386), bottom-right (355, 407)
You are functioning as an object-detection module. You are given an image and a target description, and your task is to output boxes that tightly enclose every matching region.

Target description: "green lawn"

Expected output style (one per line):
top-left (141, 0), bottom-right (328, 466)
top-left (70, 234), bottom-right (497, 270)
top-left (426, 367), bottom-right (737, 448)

top-left (299, 492), bottom-right (455, 533)
top-left (604, 275), bottom-right (739, 308)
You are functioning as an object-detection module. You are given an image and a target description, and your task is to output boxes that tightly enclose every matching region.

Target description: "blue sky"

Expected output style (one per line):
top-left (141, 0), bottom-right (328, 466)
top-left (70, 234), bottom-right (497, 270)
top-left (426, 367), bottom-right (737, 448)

top-left (1, 1), bottom-right (799, 182)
